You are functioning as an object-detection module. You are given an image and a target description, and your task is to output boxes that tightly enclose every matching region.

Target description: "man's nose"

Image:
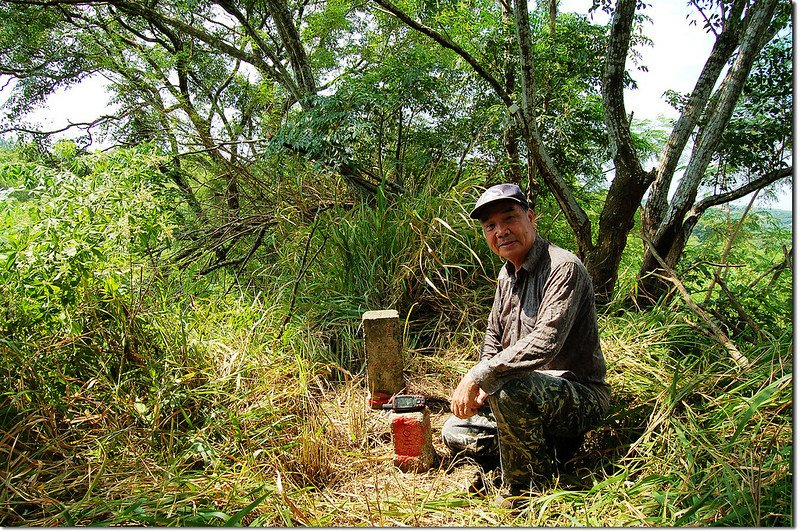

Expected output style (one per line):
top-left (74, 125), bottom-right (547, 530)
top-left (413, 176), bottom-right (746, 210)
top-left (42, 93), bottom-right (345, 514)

top-left (494, 223), bottom-right (509, 237)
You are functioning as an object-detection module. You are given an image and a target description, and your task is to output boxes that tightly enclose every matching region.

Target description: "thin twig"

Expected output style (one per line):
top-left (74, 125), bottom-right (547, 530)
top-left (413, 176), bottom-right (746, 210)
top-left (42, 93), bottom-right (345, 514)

top-left (736, 245), bottom-right (792, 291)
top-left (278, 218), bottom-right (327, 337)
top-left (195, 218), bottom-right (271, 277)
top-left (642, 236), bottom-right (749, 368)
top-left (703, 190), bottom-right (759, 303)
top-left (221, 224), bottom-right (268, 296)
top-left (713, 272), bottom-right (764, 340)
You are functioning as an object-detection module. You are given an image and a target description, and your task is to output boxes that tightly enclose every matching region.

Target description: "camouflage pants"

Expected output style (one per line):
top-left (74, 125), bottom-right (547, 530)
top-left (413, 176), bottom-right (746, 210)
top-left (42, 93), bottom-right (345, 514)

top-left (442, 371), bottom-right (609, 488)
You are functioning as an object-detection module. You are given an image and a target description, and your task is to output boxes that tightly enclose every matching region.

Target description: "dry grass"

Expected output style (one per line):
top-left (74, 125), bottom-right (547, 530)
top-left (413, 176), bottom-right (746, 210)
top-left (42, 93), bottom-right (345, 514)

top-left (0, 299), bottom-right (791, 526)
top-left (268, 377), bottom-right (520, 527)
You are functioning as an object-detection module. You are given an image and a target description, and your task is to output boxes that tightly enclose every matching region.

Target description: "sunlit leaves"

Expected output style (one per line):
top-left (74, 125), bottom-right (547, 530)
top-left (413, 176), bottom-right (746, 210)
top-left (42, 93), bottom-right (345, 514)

top-left (703, 32), bottom-right (792, 194)
top-left (0, 143), bottom-right (180, 339)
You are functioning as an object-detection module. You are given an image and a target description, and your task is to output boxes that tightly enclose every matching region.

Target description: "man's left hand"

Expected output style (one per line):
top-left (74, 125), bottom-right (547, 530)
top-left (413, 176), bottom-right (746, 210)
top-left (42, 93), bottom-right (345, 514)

top-left (450, 374), bottom-right (488, 419)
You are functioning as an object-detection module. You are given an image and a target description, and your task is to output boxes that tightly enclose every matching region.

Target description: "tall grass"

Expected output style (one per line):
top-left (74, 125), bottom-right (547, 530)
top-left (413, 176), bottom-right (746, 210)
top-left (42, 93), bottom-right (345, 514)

top-left (0, 146), bottom-right (792, 526)
top-left (590, 309), bottom-right (792, 527)
top-left (254, 176), bottom-right (501, 376)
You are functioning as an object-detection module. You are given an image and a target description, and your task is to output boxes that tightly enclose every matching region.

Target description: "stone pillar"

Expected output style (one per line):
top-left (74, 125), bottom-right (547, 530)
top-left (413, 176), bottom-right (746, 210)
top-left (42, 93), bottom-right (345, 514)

top-left (362, 309), bottom-right (405, 409)
top-left (390, 408), bottom-right (435, 472)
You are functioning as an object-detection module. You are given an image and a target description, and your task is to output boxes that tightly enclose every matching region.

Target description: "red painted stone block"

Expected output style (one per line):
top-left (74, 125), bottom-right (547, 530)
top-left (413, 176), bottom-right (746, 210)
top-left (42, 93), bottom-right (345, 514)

top-left (390, 409), bottom-right (434, 472)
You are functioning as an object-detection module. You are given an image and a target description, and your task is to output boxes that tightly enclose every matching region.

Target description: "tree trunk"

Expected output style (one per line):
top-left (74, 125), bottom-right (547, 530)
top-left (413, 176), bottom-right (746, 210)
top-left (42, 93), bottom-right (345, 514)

top-left (511, 0), bottom-right (592, 256)
top-left (582, 0), bottom-right (653, 300)
top-left (641, 0), bottom-right (747, 239)
top-left (636, 0), bottom-right (781, 303)
top-left (263, 0), bottom-right (317, 100)
top-left (500, 1), bottom-right (524, 188)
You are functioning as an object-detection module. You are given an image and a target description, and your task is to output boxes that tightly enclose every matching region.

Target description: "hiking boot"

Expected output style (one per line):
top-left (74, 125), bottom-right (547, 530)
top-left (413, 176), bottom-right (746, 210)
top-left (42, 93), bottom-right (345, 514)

top-left (493, 486), bottom-right (533, 510)
top-left (466, 470), bottom-right (487, 495)
top-left (475, 454), bottom-right (500, 473)
top-left (466, 467), bottom-right (500, 496)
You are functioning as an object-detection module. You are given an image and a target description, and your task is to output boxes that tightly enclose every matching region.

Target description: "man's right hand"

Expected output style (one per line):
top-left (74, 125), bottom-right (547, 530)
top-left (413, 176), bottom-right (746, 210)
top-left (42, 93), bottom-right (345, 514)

top-left (450, 374), bottom-right (487, 419)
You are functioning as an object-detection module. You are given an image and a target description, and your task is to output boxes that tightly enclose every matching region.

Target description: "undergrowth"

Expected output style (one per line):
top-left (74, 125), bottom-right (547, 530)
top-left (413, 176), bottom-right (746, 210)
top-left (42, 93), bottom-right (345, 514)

top-left (0, 146), bottom-right (792, 526)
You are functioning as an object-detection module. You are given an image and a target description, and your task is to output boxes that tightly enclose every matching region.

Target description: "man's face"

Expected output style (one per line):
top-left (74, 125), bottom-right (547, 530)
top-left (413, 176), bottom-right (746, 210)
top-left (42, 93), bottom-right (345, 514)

top-left (479, 201), bottom-right (537, 268)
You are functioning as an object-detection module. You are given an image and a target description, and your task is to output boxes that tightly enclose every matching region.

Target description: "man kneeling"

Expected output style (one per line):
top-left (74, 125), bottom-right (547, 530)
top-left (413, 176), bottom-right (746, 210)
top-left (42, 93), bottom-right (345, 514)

top-left (443, 184), bottom-right (610, 507)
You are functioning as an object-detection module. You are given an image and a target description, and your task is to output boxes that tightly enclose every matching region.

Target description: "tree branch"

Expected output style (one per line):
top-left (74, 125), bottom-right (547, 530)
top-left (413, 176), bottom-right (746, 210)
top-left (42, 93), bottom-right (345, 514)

top-left (702, 188), bottom-right (759, 303)
top-left (511, 0), bottom-right (592, 253)
top-left (0, 112), bottom-right (127, 137)
top-left (213, 0), bottom-right (304, 103)
top-left (658, 0), bottom-right (779, 241)
top-left (200, 222), bottom-right (268, 281)
top-left (687, 166), bottom-right (791, 222)
top-left (369, 0), bottom-right (511, 107)
top-left (109, 0), bottom-right (289, 88)
top-left (689, 0), bottom-right (721, 38)
top-left (713, 272), bottom-right (765, 340)
top-left (263, 0), bottom-right (317, 100)
top-left (642, 236), bottom-right (749, 368)
top-left (747, 245), bottom-right (792, 290)
top-left (278, 219), bottom-right (327, 337)
top-left (602, 0), bottom-right (644, 178)
top-left (644, 0), bottom-right (747, 234)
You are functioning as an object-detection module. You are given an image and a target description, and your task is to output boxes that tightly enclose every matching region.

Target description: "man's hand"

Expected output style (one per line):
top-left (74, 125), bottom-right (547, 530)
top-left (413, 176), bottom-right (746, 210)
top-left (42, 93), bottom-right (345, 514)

top-left (450, 375), bottom-right (489, 419)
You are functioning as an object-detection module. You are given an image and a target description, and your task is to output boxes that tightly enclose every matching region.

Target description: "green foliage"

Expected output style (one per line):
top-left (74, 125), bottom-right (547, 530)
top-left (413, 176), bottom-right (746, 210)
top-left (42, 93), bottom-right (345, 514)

top-left (274, 30), bottom-right (494, 190)
top-left (0, 0), bottom-right (793, 522)
top-left (273, 3), bottom-right (615, 195)
top-left (261, 176), bottom-right (500, 372)
top-left (0, 4), bottom-right (95, 115)
top-left (0, 143), bottom-right (792, 526)
top-left (680, 207), bottom-right (791, 340)
top-left (531, 11), bottom-right (612, 189)
top-left (721, 33), bottom-right (792, 173)
top-left (0, 143), bottom-right (181, 409)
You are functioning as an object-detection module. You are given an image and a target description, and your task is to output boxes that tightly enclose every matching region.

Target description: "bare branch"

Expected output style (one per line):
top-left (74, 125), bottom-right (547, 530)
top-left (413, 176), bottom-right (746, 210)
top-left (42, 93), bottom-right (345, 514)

top-left (177, 138), bottom-right (272, 158)
top-left (279, 218), bottom-right (327, 337)
top-left (688, 166), bottom-right (791, 220)
top-left (642, 236), bottom-right (749, 368)
top-left (689, 0), bottom-right (720, 38)
top-left (702, 188), bottom-right (760, 303)
top-left (1, 112), bottom-right (127, 136)
top-left (747, 245), bottom-right (792, 290)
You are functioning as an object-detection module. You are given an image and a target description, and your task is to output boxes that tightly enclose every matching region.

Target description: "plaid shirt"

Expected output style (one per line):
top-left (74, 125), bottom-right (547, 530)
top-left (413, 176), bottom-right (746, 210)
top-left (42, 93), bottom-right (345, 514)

top-left (468, 237), bottom-right (610, 398)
